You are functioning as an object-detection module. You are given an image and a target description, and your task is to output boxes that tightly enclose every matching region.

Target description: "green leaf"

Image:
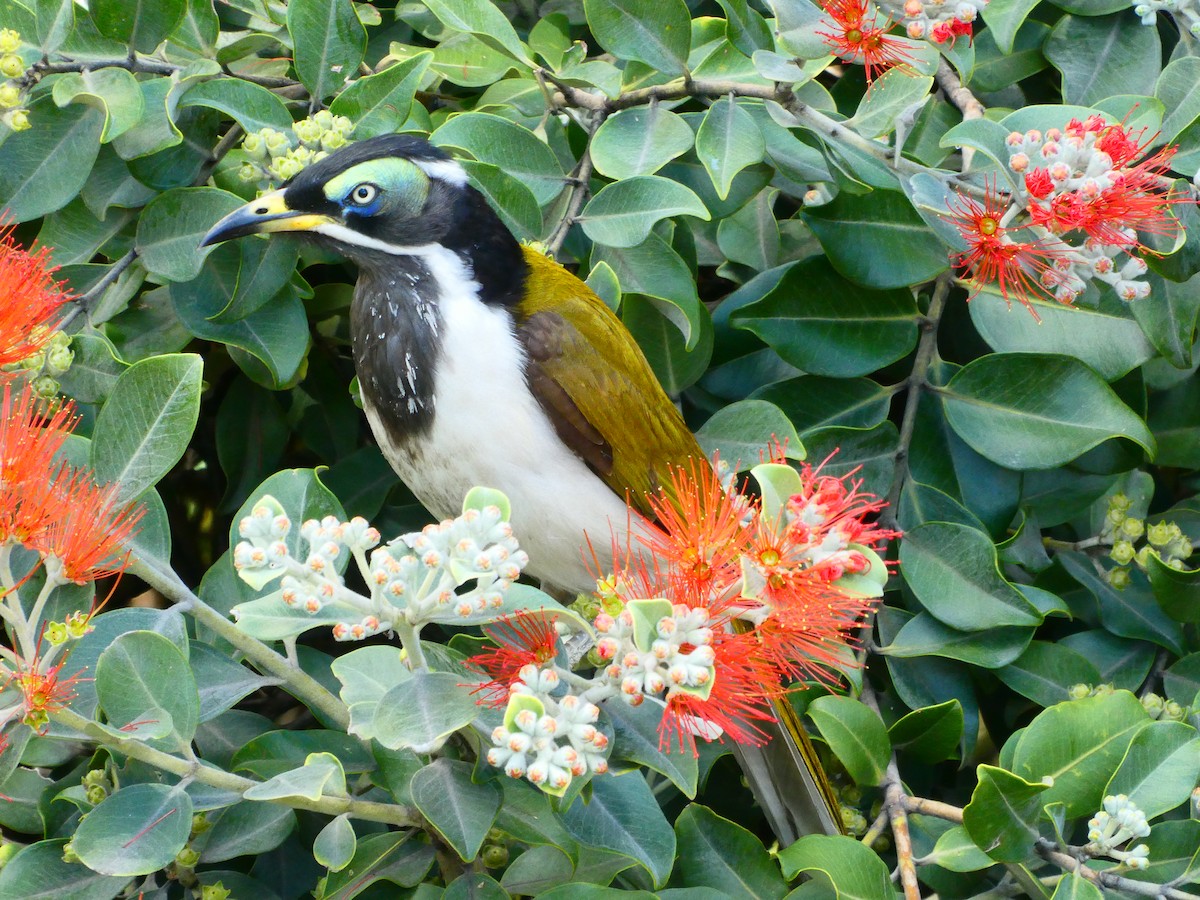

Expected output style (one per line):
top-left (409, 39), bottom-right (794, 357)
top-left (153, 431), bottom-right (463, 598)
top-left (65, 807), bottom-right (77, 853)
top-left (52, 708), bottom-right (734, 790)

top-left (0, 838), bottom-right (129, 900)
top-left (1011, 691), bottom-right (1149, 817)
top-left (941, 353), bottom-right (1155, 469)
top-left (923, 825), bottom-right (997, 873)
top-left (962, 765), bottom-right (1048, 863)
top-left (192, 642), bottom-right (271, 722)
top-left (1145, 550), bottom-right (1200, 623)
top-left (314, 814), bottom-right (356, 872)
top-left (320, 833), bottom-right (435, 896)
top-left (194, 802), bottom-right (296, 864)
top-left (695, 399), bottom-right (803, 469)
top-left (996, 642), bottom-right (1101, 708)
top-left (422, 0), bottom-right (532, 66)
top-left (1044, 13), bottom-right (1161, 106)
top-left (371, 671), bottom-right (478, 751)
top-left (968, 292), bottom-right (1154, 382)
top-left (411, 759), bottom-right (501, 861)
top-left (750, 376), bottom-right (892, 435)
top-left (580, 176), bottom-right (709, 248)
top-left (179, 78), bottom-right (294, 135)
top-left (135, 186), bottom-right (243, 282)
top-left (849, 70), bottom-right (933, 139)
top-left (330, 54), bottom-right (432, 139)
top-left (803, 189), bottom-right (950, 289)
top-left (606, 698), bottom-right (698, 797)
top-left (1106, 721), bottom-right (1200, 818)
top-left (287, 0), bottom-right (365, 100)
top-left (695, 96), bottom-right (765, 201)
top-left (228, 592), bottom-right (346, 641)
top-left (590, 105), bottom-right (695, 180)
top-left (1061, 631), bottom-right (1155, 693)
top-left (50, 67), bottom-right (144, 143)
top-left (732, 257), bottom-right (919, 377)
top-left (243, 752), bottom-right (347, 801)
top-left (232, 730), bottom-right (374, 780)
top-left (0, 100), bottom-right (104, 222)
top-left (623, 295), bottom-right (713, 395)
top-left (90, 0), bottom-right (184, 52)
top-left (431, 112), bottom-right (564, 205)
top-left (561, 773), bottom-right (676, 888)
top-left (1051, 872), bottom-right (1104, 900)
top-left (887, 700), bottom-right (964, 763)
top-left (36, 0), bottom-right (75, 53)
top-left (428, 33), bottom-right (518, 87)
top-left (806, 696), bottom-right (890, 787)
top-left (769, 0), bottom-right (835, 59)
top-left (583, 0), bottom-right (691, 75)
top-left (71, 784), bottom-right (193, 876)
top-left (900, 522), bottom-right (1043, 630)
top-left (90, 353), bottom-right (203, 504)
top-left (1156, 57), bottom-right (1200, 145)
top-left (882, 612), bottom-right (1033, 668)
top-left (717, 188), bottom-right (781, 271)
top-left (1059, 552), bottom-right (1185, 654)
top-left (971, 22), bottom-right (1051, 93)
top-left (776, 834), bottom-right (894, 896)
top-left (501, 845), bottom-right (574, 895)
top-left (1141, 820), bottom-right (1200, 885)
top-left (96, 630), bottom-right (201, 753)
top-left (672, 805), bottom-right (786, 898)
top-left (592, 232), bottom-right (703, 348)
top-left (1164, 653), bottom-right (1200, 707)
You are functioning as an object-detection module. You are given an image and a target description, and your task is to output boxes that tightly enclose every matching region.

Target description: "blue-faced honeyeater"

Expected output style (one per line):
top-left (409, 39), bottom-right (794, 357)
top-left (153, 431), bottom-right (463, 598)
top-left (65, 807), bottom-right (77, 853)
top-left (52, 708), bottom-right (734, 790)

top-left (202, 134), bottom-right (844, 841)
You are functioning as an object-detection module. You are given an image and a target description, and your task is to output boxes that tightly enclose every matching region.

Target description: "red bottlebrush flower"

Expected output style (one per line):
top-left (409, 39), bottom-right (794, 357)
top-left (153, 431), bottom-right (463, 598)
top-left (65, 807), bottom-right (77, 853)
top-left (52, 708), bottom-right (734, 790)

top-left (467, 611), bottom-right (559, 706)
top-left (0, 224), bottom-right (69, 376)
top-left (12, 644), bottom-right (84, 732)
top-left (659, 629), bottom-right (780, 754)
top-left (0, 384), bottom-right (76, 546)
top-left (817, 0), bottom-right (913, 83)
top-left (38, 470), bottom-right (142, 584)
top-left (641, 460), bottom-right (751, 608)
top-left (1025, 168), bottom-right (1054, 200)
top-left (944, 185), bottom-right (1067, 320)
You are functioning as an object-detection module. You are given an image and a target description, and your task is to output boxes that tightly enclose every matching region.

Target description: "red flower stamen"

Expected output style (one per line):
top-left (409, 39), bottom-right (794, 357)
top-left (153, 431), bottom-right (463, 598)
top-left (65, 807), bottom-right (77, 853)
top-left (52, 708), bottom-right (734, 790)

top-left (467, 611), bottom-right (559, 706)
top-left (39, 469), bottom-right (143, 584)
top-left (0, 224), bottom-right (69, 376)
top-left (817, 0), bottom-right (913, 83)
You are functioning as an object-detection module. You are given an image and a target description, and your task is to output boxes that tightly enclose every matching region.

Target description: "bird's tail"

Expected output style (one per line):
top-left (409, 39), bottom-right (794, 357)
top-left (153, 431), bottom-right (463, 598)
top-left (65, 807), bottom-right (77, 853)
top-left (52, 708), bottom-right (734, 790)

top-left (732, 691), bottom-right (845, 843)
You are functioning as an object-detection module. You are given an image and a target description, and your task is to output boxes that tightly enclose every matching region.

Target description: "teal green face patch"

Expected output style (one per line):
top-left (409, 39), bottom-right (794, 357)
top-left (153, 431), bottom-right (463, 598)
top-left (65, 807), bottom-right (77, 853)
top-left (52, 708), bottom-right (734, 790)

top-left (323, 158), bottom-right (430, 218)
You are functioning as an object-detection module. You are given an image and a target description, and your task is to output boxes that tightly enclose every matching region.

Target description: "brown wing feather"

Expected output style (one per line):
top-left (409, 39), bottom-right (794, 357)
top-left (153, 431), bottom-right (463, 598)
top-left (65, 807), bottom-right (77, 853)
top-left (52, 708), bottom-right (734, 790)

top-left (516, 247), bottom-right (704, 518)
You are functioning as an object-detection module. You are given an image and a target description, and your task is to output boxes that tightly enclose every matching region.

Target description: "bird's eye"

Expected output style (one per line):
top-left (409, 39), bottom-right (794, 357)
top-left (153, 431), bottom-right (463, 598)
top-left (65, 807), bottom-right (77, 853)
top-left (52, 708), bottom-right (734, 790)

top-left (348, 184), bottom-right (378, 205)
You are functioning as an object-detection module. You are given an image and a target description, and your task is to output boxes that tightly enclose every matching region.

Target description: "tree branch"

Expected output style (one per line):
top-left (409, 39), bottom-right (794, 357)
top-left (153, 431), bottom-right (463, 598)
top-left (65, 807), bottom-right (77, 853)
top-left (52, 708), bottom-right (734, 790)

top-left (1035, 838), bottom-right (1197, 900)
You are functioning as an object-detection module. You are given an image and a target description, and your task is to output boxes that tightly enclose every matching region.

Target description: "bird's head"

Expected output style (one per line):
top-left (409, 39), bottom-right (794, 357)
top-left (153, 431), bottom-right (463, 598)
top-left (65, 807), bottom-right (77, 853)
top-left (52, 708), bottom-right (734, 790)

top-left (201, 134), bottom-right (478, 267)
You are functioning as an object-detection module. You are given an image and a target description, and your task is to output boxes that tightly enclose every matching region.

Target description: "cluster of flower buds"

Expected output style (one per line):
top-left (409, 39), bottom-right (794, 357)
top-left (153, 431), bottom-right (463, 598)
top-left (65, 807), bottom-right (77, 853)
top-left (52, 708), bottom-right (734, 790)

top-left (1, 326), bottom-right (73, 399)
top-left (486, 675), bottom-right (610, 794)
top-left (1086, 794), bottom-right (1151, 868)
top-left (1132, 0), bottom-right (1200, 35)
top-left (946, 115), bottom-right (1180, 317)
top-left (239, 111), bottom-right (354, 187)
top-left (593, 599), bottom-right (718, 710)
top-left (1140, 691), bottom-right (1187, 721)
top-left (233, 497), bottom-right (528, 639)
top-left (0, 29), bottom-right (28, 132)
top-left (877, 0), bottom-right (985, 44)
top-left (1099, 492), bottom-right (1194, 589)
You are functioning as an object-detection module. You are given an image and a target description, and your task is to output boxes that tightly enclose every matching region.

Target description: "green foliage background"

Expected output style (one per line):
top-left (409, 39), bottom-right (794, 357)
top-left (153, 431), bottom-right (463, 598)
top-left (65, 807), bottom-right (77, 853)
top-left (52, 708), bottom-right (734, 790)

top-left (0, 0), bottom-right (1199, 896)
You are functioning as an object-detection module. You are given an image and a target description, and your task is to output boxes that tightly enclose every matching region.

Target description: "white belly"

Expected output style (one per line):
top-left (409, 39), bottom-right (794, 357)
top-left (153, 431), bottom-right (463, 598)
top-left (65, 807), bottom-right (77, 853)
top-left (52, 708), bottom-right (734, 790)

top-left (361, 252), bottom-right (643, 595)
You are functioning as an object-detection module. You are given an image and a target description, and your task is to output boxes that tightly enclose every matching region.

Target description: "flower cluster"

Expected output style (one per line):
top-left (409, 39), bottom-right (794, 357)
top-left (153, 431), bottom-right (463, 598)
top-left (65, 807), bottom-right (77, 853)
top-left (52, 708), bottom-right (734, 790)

top-left (232, 497), bottom-right (529, 638)
top-left (468, 454), bottom-right (895, 794)
top-left (1100, 492), bottom-right (1194, 589)
top-left (0, 224), bottom-right (71, 388)
top-left (239, 112), bottom-right (354, 188)
top-left (945, 115), bottom-right (1183, 318)
top-left (1086, 794), bottom-right (1151, 868)
top-left (0, 28), bottom-right (29, 132)
top-left (879, 0), bottom-right (985, 44)
top-left (817, 0), bottom-right (914, 83)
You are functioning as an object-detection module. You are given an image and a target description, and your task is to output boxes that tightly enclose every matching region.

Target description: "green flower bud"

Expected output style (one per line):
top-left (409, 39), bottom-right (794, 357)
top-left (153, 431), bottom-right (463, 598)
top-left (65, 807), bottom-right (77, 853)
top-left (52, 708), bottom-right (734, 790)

top-left (321, 130), bottom-right (348, 151)
top-left (1092, 683), bottom-right (1114, 697)
top-left (312, 109), bottom-right (333, 130)
top-left (241, 131), bottom-right (265, 157)
top-left (0, 29), bottom-right (21, 53)
top-left (269, 156), bottom-right (302, 182)
top-left (82, 769), bottom-right (107, 788)
top-left (1109, 492), bottom-right (1131, 512)
top-left (44, 621), bottom-right (68, 645)
top-left (0, 83), bottom-right (19, 109)
top-left (0, 841), bottom-right (18, 869)
top-left (1163, 700), bottom-right (1186, 721)
top-left (85, 784), bottom-right (107, 805)
top-left (1107, 566), bottom-right (1131, 590)
top-left (7, 107), bottom-right (29, 131)
top-left (294, 117), bottom-right (323, 147)
top-left (30, 375), bottom-right (58, 399)
top-left (1147, 521), bottom-right (1173, 547)
top-left (175, 846), bottom-right (200, 868)
top-left (290, 145), bottom-right (314, 165)
top-left (0, 54), bottom-right (23, 78)
top-left (481, 843), bottom-right (508, 868)
top-left (841, 806), bottom-right (868, 835)
top-left (192, 812), bottom-right (211, 834)
top-left (1141, 693), bottom-right (1164, 718)
top-left (65, 611), bottom-right (92, 638)
top-left (330, 114), bottom-right (353, 135)
top-left (238, 162), bottom-right (261, 182)
top-left (45, 342), bottom-right (72, 376)
top-left (840, 784), bottom-right (862, 806)
top-left (1110, 540), bottom-right (1136, 566)
top-left (1135, 545), bottom-right (1153, 569)
top-left (262, 128), bottom-right (290, 155)
top-left (1068, 683), bottom-right (1092, 700)
top-left (1120, 518), bottom-right (1144, 540)
top-left (61, 841), bottom-right (80, 865)
top-left (201, 884), bottom-right (232, 900)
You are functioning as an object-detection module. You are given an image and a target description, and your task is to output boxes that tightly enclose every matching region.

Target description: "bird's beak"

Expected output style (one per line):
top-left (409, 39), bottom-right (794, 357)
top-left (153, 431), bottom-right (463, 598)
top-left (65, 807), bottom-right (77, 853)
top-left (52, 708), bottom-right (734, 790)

top-left (200, 189), bottom-right (338, 246)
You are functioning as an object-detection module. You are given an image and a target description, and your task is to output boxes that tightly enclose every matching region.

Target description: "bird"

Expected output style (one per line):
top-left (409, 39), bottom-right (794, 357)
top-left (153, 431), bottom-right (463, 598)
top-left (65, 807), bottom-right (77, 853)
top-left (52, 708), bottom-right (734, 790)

top-left (201, 133), bottom-right (843, 841)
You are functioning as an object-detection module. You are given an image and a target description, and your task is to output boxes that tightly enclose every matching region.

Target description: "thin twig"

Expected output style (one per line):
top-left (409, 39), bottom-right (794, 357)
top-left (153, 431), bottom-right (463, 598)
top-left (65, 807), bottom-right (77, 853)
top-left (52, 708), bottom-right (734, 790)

top-left (862, 683), bottom-right (921, 900)
top-left (545, 110), bottom-right (605, 255)
top-left (935, 60), bottom-right (984, 169)
top-left (903, 795), bottom-right (965, 823)
top-left (54, 707), bottom-right (420, 827)
top-left (861, 807), bottom-right (891, 847)
top-left (1035, 838), bottom-right (1197, 899)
